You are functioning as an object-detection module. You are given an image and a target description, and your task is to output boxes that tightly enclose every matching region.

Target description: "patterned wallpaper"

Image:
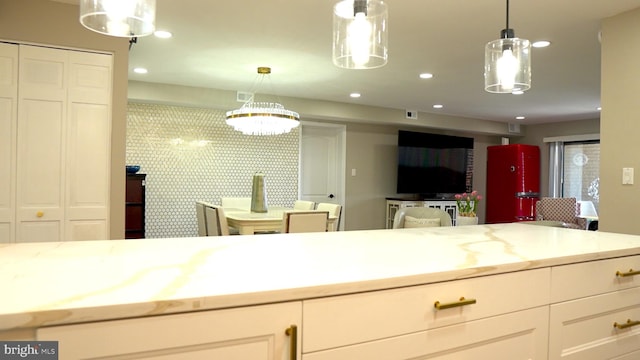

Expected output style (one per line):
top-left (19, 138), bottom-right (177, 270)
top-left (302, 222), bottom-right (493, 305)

top-left (126, 102), bottom-right (300, 238)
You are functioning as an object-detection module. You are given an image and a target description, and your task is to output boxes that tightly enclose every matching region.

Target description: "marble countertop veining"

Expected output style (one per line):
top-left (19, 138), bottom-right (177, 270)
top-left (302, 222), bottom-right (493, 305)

top-left (2, 223), bottom-right (640, 332)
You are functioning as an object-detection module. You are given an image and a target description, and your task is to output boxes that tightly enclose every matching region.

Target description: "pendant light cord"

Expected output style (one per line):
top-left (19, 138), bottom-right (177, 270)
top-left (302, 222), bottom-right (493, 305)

top-left (505, 0), bottom-right (510, 30)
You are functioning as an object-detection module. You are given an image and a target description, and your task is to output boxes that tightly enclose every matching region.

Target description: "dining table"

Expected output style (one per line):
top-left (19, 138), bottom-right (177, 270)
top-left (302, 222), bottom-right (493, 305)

top-left (224, 207), bottom-right (338, 235)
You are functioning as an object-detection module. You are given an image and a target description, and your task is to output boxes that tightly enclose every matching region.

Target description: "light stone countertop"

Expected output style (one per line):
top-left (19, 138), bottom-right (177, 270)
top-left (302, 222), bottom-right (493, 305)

top-left (2, 223), bottom-right (640, 332)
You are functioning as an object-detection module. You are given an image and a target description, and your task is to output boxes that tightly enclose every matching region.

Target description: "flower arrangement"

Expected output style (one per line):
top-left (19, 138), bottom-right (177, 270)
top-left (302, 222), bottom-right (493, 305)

top-left (455, 190), bottom-right (482, 217)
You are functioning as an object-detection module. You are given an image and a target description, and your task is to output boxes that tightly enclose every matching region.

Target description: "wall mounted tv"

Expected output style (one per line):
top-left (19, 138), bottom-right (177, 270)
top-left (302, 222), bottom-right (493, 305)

top-left (396, 130), bottom-right (474, 197)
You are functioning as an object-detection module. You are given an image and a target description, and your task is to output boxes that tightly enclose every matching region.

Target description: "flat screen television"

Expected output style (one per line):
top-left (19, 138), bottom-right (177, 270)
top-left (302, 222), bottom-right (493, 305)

top-left (396, 130), bottom-right (473, 197)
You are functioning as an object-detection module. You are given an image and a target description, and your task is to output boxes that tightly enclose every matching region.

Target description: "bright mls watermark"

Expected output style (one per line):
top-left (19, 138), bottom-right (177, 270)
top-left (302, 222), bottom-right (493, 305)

top-left (0, 341), bottom-right (58, 359)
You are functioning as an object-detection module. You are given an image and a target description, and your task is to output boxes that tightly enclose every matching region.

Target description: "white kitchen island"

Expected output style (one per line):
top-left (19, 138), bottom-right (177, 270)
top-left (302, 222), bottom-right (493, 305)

top-left (1, 223), bottom-right (640, 359)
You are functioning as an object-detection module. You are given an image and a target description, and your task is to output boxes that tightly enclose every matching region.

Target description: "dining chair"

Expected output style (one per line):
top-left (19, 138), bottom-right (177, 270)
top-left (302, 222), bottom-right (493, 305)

top-left (392, 207), bottom-right (453, 229)
top-left (220, 197), bottom-right (251, 210)
top-left (204, 204), bottom-right (231, 236)
top-left (281, 211), bottom-right (329, 233)
top-left (195, 201), bottom-right (208, 236)
top-left (293, 200), bottom-right (316, 210)
top-left (316, 203), bottom-right (342, 231)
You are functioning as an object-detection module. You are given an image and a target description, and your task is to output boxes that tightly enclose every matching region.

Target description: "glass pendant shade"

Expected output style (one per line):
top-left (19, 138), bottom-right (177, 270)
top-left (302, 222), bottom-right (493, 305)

top-left (79, 0), bottom-right (156, 37)
top-left (333, 0), bottom-right (388, 69)
top-left (484, 36), bottom-right (531, 93)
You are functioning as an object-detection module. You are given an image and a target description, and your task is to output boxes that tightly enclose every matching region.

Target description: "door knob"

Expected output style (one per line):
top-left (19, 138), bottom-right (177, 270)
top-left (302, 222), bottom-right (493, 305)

top-left (328, 194), bottom-right (335, 199)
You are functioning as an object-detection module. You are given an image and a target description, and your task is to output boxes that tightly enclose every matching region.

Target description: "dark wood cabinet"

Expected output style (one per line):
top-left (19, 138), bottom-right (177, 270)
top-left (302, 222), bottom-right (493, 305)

top-left (125, 174), bottom-right (146, 239)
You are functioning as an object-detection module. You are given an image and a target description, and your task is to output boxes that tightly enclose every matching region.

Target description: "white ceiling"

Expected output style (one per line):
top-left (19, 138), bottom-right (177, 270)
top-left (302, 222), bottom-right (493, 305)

top-left (59, 0), bottom-right (640, 124)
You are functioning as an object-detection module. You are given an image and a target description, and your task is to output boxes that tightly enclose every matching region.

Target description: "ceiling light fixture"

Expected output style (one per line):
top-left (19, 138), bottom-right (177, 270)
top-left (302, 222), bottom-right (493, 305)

top-left (154, 30), bottom-right (173, 39)
top-left (419, 73), bottom-right (434, 79)
top-left (333, 0), bottom-right (388, 69)
top-left (79, 0), bottom-right (156, 37)
top-left (484, 0), bottom-right (531, 94)
top-left (532, 40), bottom-right (550, 48)
top-left (225, 67), bottom-right (300, 136)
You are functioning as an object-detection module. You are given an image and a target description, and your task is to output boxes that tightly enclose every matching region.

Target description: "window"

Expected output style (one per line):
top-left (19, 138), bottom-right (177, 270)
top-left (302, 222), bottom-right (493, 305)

top-left (562, 141), bottom-right (600, 213)
top-left (546, 134), bottom-right (600, 215)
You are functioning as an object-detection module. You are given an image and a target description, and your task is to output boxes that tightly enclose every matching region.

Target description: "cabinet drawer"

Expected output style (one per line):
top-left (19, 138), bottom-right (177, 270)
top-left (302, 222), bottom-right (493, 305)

top-left (303, 268), bottom-right (550, 352)
top-left (549, 286), bottom-right (640, 360)
top-left (551, 255), bottom-right (640, 302)
top-left (37, 302), bottom-right (301, 359)
top-left (304, 306), bottom-right (549, 360)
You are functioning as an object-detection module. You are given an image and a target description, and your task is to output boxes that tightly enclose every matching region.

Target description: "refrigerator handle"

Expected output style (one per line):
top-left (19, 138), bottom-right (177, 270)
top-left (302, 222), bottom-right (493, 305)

top-left (515, 192), bottom-right (540, 198)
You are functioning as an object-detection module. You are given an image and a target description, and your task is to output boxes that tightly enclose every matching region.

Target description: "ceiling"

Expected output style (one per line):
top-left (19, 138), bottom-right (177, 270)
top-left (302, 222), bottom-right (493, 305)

top-left (59, 0), bottom-right (640, 124)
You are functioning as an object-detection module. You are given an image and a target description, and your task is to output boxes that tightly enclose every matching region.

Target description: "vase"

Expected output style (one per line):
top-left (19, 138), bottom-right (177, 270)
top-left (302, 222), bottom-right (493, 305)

top-left (250, 172), bottom-right (268, 213)
top-left (456, 216), bottom-right (478, 226)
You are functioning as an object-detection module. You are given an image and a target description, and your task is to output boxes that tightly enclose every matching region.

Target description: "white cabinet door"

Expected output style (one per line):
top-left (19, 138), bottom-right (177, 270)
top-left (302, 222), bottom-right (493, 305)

top-left (304, 306), bottom-right (549, 360)
top-left (16, 45), bottom-right (67, 242)
top-left (0, 43), bottom-right (18, 243)
top-left (37, 302), bottom-right (302, 360)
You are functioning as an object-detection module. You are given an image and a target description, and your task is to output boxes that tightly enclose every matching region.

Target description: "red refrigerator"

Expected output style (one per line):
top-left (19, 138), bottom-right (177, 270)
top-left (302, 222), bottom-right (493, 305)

top-left (486, 144), bottom-right (540, 223)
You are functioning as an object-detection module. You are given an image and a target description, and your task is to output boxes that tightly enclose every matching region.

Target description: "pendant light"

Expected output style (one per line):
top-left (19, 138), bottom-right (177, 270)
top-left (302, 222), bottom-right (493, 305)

top-left (79, 0), bottom-right (156, 37)
top-left (333, 0), bottom-right (388, 69)
top-left (484, 0), bottom-right (531, 93)
top-left (226, 67), bottom-right (300, 136)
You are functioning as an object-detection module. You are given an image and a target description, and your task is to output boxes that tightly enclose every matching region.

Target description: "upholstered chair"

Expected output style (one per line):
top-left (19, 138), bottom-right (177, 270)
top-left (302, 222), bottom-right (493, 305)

top-left (535, 197), bottom-right (586, 229)
top-left (392, 207), bottom-right (453, 229)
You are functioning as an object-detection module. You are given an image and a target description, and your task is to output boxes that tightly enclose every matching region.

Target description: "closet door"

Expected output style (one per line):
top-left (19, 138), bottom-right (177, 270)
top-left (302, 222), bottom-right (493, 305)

top-left (0, 43), bottom-right (18, 243)
top-left (65, 50), bottom-right (112, 240)
top-left (16, 45), bottom-right (67, 242)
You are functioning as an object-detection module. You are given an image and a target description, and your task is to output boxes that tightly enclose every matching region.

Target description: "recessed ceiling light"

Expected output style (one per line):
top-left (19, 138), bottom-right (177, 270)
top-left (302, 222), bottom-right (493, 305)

top-left (433, 104), bottom-right (443, 109)
top-left (512, 90), bottom-right (524, 95)
top-left (154, 30), bottom-right (173, 39)
top-left (516, 116), bottom-right (526, 120)
top-left (532, 40), bottom-right (551, 48)
top-left (419, 73), bottom-right (434, 79)
top-left (350, 93), bottom-right (361, 98)
top-left (597, 107), bottom-right (602, 111)
top-left (133, 67), bottom-right (148, 74)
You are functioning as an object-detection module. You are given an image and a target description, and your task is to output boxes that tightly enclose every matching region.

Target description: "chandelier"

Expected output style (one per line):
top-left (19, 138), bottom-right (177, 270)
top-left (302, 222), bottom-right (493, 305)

top-left (79, 0), bottom-right (156, 37)
top-left (484, 0), bottom-right (531, 93)
top-left (225, 67), bottom-right (300, 136)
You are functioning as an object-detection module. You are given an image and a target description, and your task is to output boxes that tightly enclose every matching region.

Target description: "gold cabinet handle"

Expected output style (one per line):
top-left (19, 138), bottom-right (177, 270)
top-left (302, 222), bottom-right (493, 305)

top-left (285, 324), bottom-right (297, 360)
top-left (36, 211), bottom-right (44, 218)
top-left (614, 319), bottom-right (640, 330)
top-left (616, 269), bottom-right (640, 277)
top-left (434, 296), bottom-right (477, 310)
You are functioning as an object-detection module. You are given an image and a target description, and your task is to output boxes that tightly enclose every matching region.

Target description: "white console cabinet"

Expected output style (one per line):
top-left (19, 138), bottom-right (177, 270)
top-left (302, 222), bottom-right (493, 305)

top-left (386, 199), bottom-right (458, 228)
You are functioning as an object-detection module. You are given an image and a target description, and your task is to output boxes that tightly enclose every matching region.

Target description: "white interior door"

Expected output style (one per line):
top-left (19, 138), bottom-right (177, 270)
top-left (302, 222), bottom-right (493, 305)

top-left (300, 122), bottom-right (346, 229)
top-left (16, 45), bottom-right (67, 242)
top-left (0, 43), bottom-right (18, 243)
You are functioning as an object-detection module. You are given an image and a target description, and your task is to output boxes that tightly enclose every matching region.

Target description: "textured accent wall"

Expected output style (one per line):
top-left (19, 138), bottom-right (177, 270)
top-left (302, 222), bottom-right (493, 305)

top-left (126, 102), bottom-right (300, 238)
